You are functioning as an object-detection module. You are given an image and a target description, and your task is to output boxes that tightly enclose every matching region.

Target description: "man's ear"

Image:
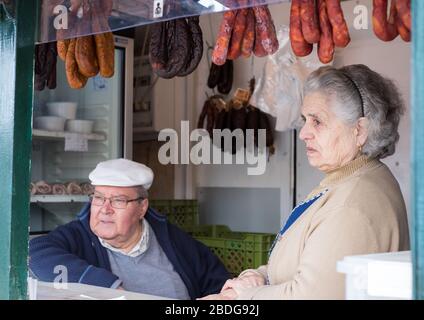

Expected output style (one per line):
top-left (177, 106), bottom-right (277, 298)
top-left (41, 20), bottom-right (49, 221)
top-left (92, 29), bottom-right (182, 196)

top-left (356, 117), bottom-right (369, 146)
top-left (139, 198), bottom-right (149, 220)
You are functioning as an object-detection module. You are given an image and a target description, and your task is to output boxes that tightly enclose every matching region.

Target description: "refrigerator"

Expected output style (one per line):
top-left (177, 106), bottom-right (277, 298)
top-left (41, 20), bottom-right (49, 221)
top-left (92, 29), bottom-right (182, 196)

top-left (30, 35), bottom-right (134, 233)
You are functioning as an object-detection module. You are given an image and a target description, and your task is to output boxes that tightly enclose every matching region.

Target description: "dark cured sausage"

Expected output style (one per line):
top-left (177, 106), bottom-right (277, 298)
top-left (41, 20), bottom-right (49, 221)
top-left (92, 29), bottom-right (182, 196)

top-left (207, 62), bottom-right (222, 89)
top-left (217, 60), bottom-right (233, 95)
top-left (149, 22), bottom-right (167, 73)
top-left (178, 17), bottom-right (204, 77)
top-left (155, 19), bottom-right (191, 79)
top-left (245, 106), bottom-right (259, 147)
top-left (46, 42), bottom-right (58, 89)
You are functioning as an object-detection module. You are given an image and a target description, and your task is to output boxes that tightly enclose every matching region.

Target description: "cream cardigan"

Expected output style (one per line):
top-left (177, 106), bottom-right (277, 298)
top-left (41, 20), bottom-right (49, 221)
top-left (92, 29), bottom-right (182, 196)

top-left (236, 156), bottom-right (410, 300)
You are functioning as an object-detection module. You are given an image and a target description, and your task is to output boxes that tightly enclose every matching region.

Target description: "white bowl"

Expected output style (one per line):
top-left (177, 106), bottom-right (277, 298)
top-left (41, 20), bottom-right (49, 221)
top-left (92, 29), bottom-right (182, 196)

top-left (34, 116), bottom-right (66, 131)
top-left (46, 102), bottom-right (77, 120)
top-left (65, 119), bottom-right (94, 134)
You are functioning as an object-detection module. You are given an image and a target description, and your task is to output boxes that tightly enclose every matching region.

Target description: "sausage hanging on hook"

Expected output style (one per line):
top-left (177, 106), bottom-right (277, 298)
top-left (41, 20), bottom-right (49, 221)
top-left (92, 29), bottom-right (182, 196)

top-left (372, 0), bottom-right (398, 41)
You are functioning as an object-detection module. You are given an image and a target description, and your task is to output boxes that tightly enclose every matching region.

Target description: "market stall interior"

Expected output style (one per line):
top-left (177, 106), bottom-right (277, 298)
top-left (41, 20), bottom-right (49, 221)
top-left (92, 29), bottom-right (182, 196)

top-left (19, 0), bottom-right (417, 299)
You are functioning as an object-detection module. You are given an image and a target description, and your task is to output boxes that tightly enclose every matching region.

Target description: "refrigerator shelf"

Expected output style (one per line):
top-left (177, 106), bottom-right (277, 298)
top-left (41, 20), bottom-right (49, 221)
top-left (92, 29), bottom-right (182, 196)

top-left (31, 195), bottom-right (89, 203)
top-left (33, 129), bottom-right (106, 141)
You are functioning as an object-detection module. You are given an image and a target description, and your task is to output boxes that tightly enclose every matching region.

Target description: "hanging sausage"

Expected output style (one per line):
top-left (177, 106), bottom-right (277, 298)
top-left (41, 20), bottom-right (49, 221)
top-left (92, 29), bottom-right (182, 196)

top-left (178, 17), bottom-right (204, 77)
top-left (372, 0), bottom-right (411, 43)
top-left (290, 0), bottom-right (313, 57)
top-left (289, 0), bottom-right (351, 63)
top-left (317, 0), bottom-right (335, 64)
top-left (212, 3), bottom-right (279, 65)
top-left (34, 42), bottom-right (58, 91)
top-left (207, 60), bottom-right (234, 95)
top-left (54, 0), bottom-right (115, 89)
top-left (149, 16), bottom-right (204, 79)
top-left (300, 0), bottom-right (321, 44)
top-left (372, 0), bottom-right (399, 41)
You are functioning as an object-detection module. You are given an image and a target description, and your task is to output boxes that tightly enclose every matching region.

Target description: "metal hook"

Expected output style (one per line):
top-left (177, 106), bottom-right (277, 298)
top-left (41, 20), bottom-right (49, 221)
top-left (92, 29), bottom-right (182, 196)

top-left (205, 40), bottom-right (214, 51)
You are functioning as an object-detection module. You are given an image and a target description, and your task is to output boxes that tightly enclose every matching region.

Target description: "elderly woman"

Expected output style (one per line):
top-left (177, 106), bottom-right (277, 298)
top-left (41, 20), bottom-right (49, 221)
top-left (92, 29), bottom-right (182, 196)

top-left (201, 64), bottom-right (410, 300)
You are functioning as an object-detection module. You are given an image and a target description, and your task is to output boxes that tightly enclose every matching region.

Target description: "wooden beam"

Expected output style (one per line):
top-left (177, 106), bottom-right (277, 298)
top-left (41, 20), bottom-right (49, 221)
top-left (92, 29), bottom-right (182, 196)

top-left (0, 0), bottom-right (37, 299)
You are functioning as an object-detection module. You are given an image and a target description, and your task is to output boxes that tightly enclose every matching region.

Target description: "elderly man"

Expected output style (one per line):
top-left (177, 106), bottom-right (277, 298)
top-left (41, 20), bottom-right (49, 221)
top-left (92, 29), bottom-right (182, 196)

top-left (29, 158), bottom-right (230, 299)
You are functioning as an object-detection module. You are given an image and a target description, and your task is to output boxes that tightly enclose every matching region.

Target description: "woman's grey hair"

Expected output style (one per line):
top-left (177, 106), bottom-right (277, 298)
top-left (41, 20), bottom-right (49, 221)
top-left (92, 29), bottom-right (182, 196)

top-left (304, 64), bottom-right (405, 159)
top-left (136, 186), bottom-right (149, 199)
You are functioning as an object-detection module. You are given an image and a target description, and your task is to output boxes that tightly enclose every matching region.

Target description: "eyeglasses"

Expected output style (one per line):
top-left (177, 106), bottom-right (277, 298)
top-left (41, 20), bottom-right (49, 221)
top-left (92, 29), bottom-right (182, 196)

top-left (89, 194), bottom-right (144, 209)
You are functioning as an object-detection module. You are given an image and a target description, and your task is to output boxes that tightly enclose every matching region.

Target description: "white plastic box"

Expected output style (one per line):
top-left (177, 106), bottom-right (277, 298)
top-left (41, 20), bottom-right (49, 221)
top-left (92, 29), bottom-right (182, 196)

top-left (337, 251), bottom-right (412, 300)
top-left (46, 102), bottom-right (77, 119)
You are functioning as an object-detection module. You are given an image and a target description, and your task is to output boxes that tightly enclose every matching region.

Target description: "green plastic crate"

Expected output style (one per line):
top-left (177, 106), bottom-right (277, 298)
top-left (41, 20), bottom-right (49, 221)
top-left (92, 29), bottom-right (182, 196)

top-left (194, 230), bottom-right (276, 276)
top-left (149, 199), bottom-right (199, 230)
top-left (185, 224), bottom-right (231, 238)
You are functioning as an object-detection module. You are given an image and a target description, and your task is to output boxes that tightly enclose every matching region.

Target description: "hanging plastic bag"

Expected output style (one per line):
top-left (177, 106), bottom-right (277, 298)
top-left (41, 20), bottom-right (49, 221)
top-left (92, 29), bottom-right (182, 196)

top-left (250, 25), bottom-right (331, 132)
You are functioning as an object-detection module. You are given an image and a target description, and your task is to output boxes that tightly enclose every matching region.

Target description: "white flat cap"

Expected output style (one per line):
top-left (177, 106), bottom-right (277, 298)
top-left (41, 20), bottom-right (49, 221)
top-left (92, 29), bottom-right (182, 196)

top-left (89, 158), bottom-right (154, 189)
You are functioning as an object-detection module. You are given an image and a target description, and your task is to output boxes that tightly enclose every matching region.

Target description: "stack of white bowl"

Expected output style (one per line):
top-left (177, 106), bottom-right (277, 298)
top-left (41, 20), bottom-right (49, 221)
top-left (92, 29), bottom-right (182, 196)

top-left (33, 102), bottom-right (94, 134)
top-left (33, 115), bottom-right (67, 132)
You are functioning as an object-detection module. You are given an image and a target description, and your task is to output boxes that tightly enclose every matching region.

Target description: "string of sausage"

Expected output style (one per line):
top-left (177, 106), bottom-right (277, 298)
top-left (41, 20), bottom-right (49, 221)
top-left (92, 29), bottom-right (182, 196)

top-left (300, 0), bottom-right (320, 44)
top-left (290, 0), bottom-right (313, 57)
top-left (212, 10), bottom-right (238, 65)
top-left (241, 9), bottom-right (255, 58)
top-left (227, 8), bottom-right (249, 60)
top-left (372, 0), bottom-right (411, 42)
top-left (317, 0), bottom-right (335, 64)
top-left (252, 5), bottom-right (279, 57)
top-left (326, 0), bottom-right (350, 48)
top-left (289, 0), bottom-right (350, 62)
top-left (372, 0), bottom-right (398, 41)
top-left (212, 3), bottom-right (279, 65)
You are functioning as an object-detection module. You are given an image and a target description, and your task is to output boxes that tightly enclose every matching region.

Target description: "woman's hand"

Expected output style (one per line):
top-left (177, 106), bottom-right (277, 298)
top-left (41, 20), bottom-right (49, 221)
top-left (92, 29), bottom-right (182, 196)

top-left (197, 288), bottom-right (238, 300)
top-left (198, 271), bottom-right (265, 300)
top-left (221, 271), bottom-right (265, 292)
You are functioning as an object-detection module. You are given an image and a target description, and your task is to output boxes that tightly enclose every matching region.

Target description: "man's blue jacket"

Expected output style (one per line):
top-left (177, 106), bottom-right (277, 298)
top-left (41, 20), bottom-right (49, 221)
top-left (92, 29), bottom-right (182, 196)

top-left (29, 203), bottom-right (230, 299)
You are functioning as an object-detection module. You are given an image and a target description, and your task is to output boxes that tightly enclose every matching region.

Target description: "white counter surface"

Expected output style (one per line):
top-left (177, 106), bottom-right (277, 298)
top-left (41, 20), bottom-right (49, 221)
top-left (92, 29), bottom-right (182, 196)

top-left (31, 280), bottom-right (174, 300)
top-left (337, 251), bottom-right (412, 300)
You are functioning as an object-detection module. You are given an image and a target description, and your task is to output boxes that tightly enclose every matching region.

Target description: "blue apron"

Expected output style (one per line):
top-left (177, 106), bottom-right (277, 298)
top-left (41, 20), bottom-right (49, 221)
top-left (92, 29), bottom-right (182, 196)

top-left (269, 189), bottom-right (328, 256)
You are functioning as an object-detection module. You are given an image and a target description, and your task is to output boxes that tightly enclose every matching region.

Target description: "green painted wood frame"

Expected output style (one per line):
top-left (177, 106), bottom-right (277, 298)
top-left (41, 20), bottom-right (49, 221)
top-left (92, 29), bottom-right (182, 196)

top-left (0, 0), bottom-right (37, 299)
